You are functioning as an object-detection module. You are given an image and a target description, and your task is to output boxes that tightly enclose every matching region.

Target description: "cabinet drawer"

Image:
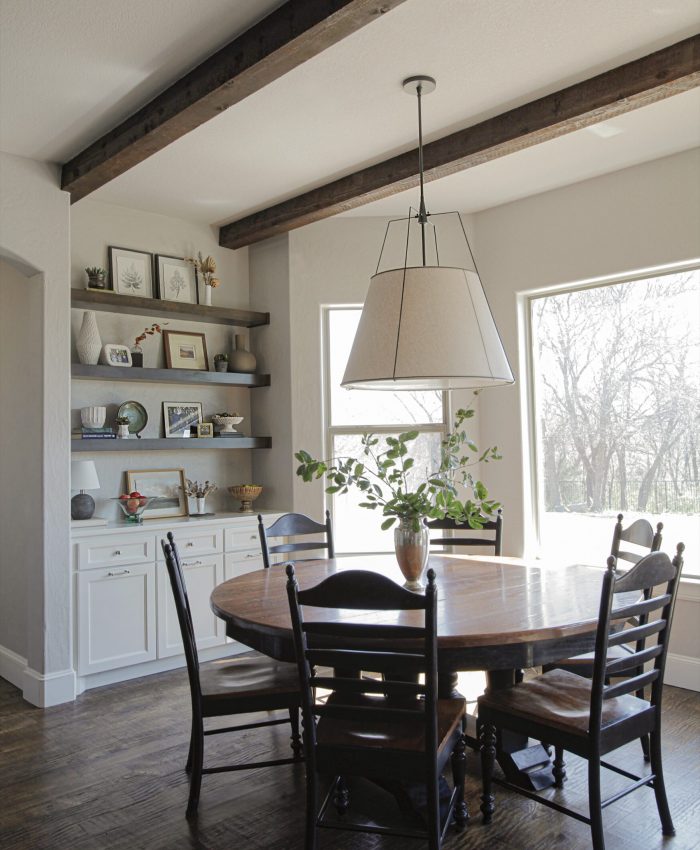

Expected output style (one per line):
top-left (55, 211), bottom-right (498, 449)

top-left (156, 528), bottom-right (222, 561)
top-left (76, 563), bottom-right (156, 675)
top-left (225, 525), bottom-right (261, 553)
top-left (76, 534), bottom-right (153, 570)
top-left (224, 550), bottom-right (265, 580)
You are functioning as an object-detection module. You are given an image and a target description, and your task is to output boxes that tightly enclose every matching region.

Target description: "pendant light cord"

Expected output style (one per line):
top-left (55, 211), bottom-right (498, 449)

top-left (416, 82), bottom-right (428, 266)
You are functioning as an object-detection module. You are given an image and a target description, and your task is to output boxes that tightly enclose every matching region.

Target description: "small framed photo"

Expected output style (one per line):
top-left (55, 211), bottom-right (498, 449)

top-left (163, 401), bottom-right (203, 437)
top-left (163, 330), bottom-right (209, 371)
top-left (126, 468), bottom-right (187, 519)
top-left (108, 246), bottom-right (154, 298)
top-left (196, 422), bottom-right (214, 438)
top-left (155, 255), bottom-right (198, 304)
top-left (100, 343), bottom-right (132, 367)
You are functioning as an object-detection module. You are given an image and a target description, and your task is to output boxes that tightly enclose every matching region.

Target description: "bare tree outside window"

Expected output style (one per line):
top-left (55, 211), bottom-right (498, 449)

top-left (532, 270), bottom-right (699, 576)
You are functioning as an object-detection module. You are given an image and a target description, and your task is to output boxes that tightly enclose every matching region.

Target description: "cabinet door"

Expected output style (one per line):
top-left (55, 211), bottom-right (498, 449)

top-left (77, 564), bottom-right (156, 675)
top-left (157, 554), bottom-right (225, 658)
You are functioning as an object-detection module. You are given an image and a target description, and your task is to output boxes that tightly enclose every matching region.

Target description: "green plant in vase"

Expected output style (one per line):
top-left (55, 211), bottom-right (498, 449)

top-left (295, 402), bottom-right (501, 588)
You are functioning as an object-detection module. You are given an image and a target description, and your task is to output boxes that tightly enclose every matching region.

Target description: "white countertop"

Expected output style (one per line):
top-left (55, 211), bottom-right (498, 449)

top-left (70, 508), bottom-right (285, 537)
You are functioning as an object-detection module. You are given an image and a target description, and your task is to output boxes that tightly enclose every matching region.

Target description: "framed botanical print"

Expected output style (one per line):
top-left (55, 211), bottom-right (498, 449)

top-left (163, 330), bottom-right (209, 371)
top-left (108, 246), bottom-right (154, 298)
top-left (155, 255), bottom-right (198, 304)
top-left (126, 468), bottom-right (187, 519)
top-left (163, 401), bottom-right (203, 437)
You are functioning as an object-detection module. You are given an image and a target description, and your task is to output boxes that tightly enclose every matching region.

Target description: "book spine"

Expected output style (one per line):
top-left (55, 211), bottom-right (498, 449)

top-left (81, 433), bottom-right (117, 439)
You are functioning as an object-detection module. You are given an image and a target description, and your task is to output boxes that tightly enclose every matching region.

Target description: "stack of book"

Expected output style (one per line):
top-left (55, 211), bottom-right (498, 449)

top-left (72, 426), bottom-right (116, 440)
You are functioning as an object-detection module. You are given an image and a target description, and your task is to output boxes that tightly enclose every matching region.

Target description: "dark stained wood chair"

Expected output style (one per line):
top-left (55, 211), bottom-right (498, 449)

top-left (427, 508), bottom-right (503, 555)
top-left (478, 543), bottom-right (684, 850)
top-left (258, 510), bottom-right (334, 569)
top-left (286, 565), bottom-right (468, 850)
top-left (544, 514), bottom-right (663, 759)
top-left (161, 533), bottom-right (302, 818)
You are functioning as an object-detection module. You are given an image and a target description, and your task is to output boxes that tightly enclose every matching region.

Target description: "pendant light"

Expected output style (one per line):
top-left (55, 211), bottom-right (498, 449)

top-left (342, 75), bottom-right (514, 391)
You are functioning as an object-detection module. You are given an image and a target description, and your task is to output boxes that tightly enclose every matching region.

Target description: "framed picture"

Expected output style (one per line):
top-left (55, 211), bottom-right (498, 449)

top-left (163, 330), bottom-right (209, 371)
top-left (196, 422), bottom-right (214, 438)
top-left (163, 401), bottom-right (203, 437)
top-left (126, 468), bottom-right (187, 519)
top-left (108, 246), bottom-right (154, 298)
top-left (155, 255), bottom-right (198, 304)
top-left (99, 343), bottom-right (132, 367)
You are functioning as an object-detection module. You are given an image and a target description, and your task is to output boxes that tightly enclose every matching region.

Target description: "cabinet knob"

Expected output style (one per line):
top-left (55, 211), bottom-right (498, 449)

top-left (113, 550), bottom-right (122, 556)
top-left (249, 534), bottom-right (257, 540)
top-left (107, 569), bottom-right (130, 577)
top-left (186, 542), bottom-right (194, 547)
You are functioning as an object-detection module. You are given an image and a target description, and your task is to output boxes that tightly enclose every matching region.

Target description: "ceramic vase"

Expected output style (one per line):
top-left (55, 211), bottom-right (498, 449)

top-left (394, 516), bottom-right (429, 590)
top-left (76, 310), bottom-right (102, 365)
top-left (229, 334), bottom-right (257, 373)
top-left (117, 423), bottom-right (130, 438)
top-left (80, 406), bottom-right (107, 429)
top-left (204, 286), bottom-right (212, 306)
top-left (196, 497), bottom-right (206, 514)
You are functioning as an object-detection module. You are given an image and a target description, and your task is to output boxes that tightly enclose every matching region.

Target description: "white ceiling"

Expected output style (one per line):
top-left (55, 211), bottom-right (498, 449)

top-left (1, 0), bottom-right (699, 225)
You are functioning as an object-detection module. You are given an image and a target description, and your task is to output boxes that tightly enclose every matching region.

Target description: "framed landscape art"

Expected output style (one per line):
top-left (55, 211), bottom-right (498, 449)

top-left (108, 246), bottom-right (154, 298)
top-left (126, 468), bottom-right (187, 519)
top-left (163, 330), bottom-right (209, 371)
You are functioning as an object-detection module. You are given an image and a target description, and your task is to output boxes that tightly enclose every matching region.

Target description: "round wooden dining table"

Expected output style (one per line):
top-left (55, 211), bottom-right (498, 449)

top-left (211, 553), bottom-right (608, 789)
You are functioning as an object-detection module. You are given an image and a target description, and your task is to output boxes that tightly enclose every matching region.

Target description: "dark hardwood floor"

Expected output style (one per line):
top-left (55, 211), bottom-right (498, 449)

top-left (1, 671), bottom-right (698, 850)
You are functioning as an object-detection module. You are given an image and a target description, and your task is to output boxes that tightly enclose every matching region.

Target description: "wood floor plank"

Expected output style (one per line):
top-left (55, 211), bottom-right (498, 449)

top-left (1, 671), bottom-right (698, 850)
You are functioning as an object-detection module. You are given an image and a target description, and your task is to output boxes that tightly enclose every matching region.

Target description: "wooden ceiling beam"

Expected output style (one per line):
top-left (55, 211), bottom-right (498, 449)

top-left (61, 0), bottom-right (407, 202)
top-left (219, 34), bottom-right (700, 250)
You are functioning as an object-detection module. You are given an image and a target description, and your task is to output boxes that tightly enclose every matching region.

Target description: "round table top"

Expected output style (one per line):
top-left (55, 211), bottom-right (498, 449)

top-left (211, 554), bottom-right (609, 666)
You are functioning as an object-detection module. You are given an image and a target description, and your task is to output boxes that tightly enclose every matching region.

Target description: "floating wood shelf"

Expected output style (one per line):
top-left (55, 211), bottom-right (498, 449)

top-left (71, 363), bottom-right (270, 388)
top-left (71, 437), bottom-right (271, 453)
top-left (71, 289), bottom-right (269, 328)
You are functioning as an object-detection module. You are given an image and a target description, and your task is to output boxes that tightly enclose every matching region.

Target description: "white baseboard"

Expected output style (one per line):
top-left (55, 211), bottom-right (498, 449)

top-left (0, 644), bottom-right (27, 691)
top-left (0, 644), bottom-right (76, 707)
top-left (666, 653), bottom-right (700, 692)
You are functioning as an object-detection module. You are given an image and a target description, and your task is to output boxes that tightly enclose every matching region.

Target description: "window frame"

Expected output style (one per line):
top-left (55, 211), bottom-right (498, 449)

top-left (322, 305), bottom-right (449, 555)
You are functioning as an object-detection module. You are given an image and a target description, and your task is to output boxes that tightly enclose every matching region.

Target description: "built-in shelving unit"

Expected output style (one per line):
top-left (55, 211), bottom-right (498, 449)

top-left (72, 437), bottom-right (271, 452)
top-left (71, 288), bottom-right (270, 328)
top-left (72, 363), bottom-right (270, 388)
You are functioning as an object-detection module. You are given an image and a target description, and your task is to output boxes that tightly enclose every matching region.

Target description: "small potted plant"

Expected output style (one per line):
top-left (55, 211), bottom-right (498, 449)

top-left (115, 416), bottom-right (131, 439)
top-left (85, 266), bottom-right (107, 290)
top-left (214, 353), bottom-right (229, 373)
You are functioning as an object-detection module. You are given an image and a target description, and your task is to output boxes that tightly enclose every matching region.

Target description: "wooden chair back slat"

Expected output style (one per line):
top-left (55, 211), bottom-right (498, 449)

top-left (305, 648), bottom-right (426, 675)
top-left (258, 510), bottom-right (334, 568)
top-left (427, 509), bottom-right (503, 555)
top-left (604, 669), bottom-right (660, 700)
top-left (303, 621), bottom-right (425, 640)
top-left (610, 594), bottom-right (672, 622)
top-left (297, 569), bottom-right (427, 610)
top-left (607, 618), bottom-right (666, 648)
top-left (311, 676), bottom-right (426, 698)
top-left (605, 644), bottom-right (664, 676)
top-left (611, 514), bottom-right (663, 568)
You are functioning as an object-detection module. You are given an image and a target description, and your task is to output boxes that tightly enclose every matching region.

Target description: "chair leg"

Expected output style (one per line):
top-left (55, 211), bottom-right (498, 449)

top-left (588, 756), bottom-right (605, 850)
top-left (186, 720), bottom-right (204, 819)
top-left (305, 768), bottom-right (318, 850)
top-left (479, 721), bottom-right (497, 824)
top-left (332, 776), bottom-right (349, 815)
top-left (451, 734), bottom-right (469, 829)
top-left (185, 727), bottom-right (194, 774)
top-left (640, 733), bottom-right (651, 762)
top-left (289, 706), bottom-right (303, 760)
top-left (553, 746), bottom-right (566, 788)
top-left (649, 729), bottom-right (675, 835)
top-left (425, 772), bottom-right (441, 850)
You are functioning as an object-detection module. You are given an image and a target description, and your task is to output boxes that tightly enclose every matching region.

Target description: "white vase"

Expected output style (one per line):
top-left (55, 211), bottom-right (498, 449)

top-left (204, 286), bottom-right (212, 306)
top-left (196, 496), bottom-right (206, 514)
top-left (80, 406), bottom-right (106, 429)
top-left (76, 310), bottom-right (102, 365)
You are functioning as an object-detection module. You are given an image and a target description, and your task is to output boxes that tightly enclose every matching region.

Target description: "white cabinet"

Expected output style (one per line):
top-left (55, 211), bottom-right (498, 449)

top-left (157, 554), bottom-right (225, 657)
top-left (76, 563), bottom-right (156, 675)
top-left (72, 512), bottom-right (284, 688)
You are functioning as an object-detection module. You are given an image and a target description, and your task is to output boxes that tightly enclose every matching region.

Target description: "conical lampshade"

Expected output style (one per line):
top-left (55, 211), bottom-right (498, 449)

top-left (342, 266), bottom-right (514, 391)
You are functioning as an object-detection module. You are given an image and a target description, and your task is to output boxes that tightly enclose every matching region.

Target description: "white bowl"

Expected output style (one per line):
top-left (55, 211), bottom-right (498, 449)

top-left (81, 405), bottom-right (106, 429)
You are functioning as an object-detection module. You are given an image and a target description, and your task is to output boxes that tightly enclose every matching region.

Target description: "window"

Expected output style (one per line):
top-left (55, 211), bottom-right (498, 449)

top-left (324, 307), bottom-right (446, 553)
top-left (530, 268), bottom-right (699, 577)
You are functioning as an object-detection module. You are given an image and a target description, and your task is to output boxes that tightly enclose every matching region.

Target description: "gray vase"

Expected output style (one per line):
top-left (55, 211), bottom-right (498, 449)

top-left (229, 334), bottom-right (256, 374)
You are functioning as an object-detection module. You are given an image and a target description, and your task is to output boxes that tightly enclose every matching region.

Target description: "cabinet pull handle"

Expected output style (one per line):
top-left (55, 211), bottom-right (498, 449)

top-left (107, 569), bottom-right (130, 577)
top-left (186, 542), bottom-right (194, 547)
top-left (182, 560), bottom-right (203, 567)
top-left (249, 534), bottom-right (257, 540)
top-left (245, 553), bottom-right (258, 559)
top-left (114, 550), bottom-right (122, 556)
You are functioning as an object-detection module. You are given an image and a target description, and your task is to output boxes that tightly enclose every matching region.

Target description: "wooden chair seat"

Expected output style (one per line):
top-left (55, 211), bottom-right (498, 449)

top-left (479, 668), bottom-right (651, 739)
top-left (199, 651), bottom-right (301, 708)
top-left (317, 695), bottom-right (465, 754)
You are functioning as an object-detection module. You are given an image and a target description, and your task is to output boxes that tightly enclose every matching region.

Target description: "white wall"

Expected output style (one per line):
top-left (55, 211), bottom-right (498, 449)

top-left (70, 200), bottom-right (256, 518)
top-left (0, 151), bottom-right (71, 705)
top-left (0, 260), bottom-right (42, 659)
